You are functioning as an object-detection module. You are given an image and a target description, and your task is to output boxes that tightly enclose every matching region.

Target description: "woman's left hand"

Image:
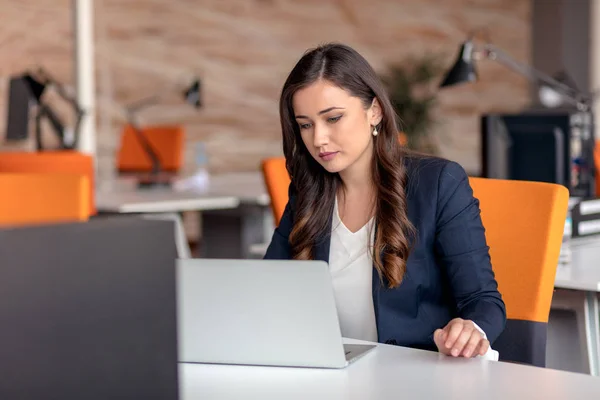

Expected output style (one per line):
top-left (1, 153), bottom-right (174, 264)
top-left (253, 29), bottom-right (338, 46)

top-left (433, 318), bottom-right (489, 358)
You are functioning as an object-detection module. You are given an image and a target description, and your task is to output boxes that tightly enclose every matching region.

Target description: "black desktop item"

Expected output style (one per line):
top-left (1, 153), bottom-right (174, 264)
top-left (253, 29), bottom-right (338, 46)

top-left (5, 76), bottom-right (34, 141)
top-left (481, 112), bottom-right (596, 198)
top-left (0, 217), bottom-right (179, 400)
top-left (4, 70), bottom-right (84, 151)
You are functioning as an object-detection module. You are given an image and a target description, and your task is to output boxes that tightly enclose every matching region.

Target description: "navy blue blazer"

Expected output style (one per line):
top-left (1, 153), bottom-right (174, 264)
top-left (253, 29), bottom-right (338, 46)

top-left (264, 155), bottom-right (506, 352)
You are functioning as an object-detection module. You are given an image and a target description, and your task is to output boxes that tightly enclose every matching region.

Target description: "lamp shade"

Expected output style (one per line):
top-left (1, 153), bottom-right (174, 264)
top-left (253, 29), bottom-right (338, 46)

top-left (22, 73), bottom-right (47, 102)
top-left (183, 79), bottom-right (201, 108)
top-left (439, 41), bottom-right (477, 88)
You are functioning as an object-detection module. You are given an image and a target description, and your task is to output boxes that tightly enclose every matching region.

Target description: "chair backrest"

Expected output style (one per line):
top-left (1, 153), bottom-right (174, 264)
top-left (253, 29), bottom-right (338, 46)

top-left (0, 151), bottom-right (96, 215)
top-left (0, 173), bottom-right (90, 226)
top-left (116, 124), bottom-right (185, 173)
top-left (261, 157), bottom-right (291, 226)
top-left (469, 177), bottom-right (569, 367)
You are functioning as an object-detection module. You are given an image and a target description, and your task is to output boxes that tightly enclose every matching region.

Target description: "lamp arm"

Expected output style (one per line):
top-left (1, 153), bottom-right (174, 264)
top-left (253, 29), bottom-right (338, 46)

top-left (482, 44), bottom-right (591, 110)
top-left (123, 75), bottom-right (201, 118)
top-left (35, 104), bottom-right (66, 151)
top-left (36, 68), bottom-right (85, 115)
top-left (123, 95), bottom-right (165, 176)
top-left (128, 121), bottom-right (163, 175)
top-left (125, 94), bottom-right (163, 116)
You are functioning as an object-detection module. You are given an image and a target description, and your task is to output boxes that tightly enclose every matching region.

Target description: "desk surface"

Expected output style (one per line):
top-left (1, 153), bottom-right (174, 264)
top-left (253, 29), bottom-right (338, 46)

top-left (179, 340), bottom-right (600, 400)
top-left (96, 190), bottom-right (240, 213)
top-left (96, 172), bottom-right (269, 213)
top-left (555, 237), bottom-right (600, 292)
top-left (201, 172), bottom-right (270, 206)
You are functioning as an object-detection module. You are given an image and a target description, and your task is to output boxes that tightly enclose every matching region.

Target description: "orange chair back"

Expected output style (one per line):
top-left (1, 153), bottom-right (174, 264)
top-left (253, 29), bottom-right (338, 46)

top-left (0, 151), bottom-right (96, 215)
top-left (261, 157), bottom-right (291, 226)
top-left (469, 177), bottom-right (569, 323)
top-left (116, 124), bottom-right (185, 173)
top-left (0, 173), bottom-right (89, 226)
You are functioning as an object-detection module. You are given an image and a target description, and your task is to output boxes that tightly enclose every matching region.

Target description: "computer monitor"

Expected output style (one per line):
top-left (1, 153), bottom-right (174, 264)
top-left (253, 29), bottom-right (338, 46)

top-left (481, 112), bottom-right (595, 198)
top-left (5, 76), bottom-right (33, 141)
top-left (0, 216), bottom-right (179, 400)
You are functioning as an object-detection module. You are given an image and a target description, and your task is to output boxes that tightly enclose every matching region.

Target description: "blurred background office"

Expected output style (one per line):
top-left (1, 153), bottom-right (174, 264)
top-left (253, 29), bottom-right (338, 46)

top-left (0, 0), bottom-right (543, 174)
top-left (5, 0), bottom-right (597, 228)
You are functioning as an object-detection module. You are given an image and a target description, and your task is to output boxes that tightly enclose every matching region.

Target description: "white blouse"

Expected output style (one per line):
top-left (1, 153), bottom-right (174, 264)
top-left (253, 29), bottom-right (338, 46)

top-left (328, 197), bottom-right (378, 342)
top-left (328, 197), bottom-right (499, 361)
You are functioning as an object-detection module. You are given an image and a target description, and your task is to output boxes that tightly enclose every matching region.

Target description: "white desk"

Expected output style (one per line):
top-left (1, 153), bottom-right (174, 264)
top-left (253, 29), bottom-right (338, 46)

top-left (96, 172), bottom-right (273, 259)
top-left (552, 236), bottom-right (600, 376)
top-left (96, 172), bottom-right (269, 213)
top-left (96, 189), bottom-right (240, 213)
top-left (180, 339), bottom-right (600, 400)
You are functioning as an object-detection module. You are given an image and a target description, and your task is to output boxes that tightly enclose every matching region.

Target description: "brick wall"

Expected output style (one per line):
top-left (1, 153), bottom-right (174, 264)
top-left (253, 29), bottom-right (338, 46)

top-left (0, 0), bottom-right (532, 180)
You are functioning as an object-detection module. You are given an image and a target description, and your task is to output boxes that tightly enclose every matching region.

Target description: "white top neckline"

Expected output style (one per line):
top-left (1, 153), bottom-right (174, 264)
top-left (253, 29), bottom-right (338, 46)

top-left (328, 196), bottom-right (378, 342)
top-left (333, 196), bottom-right (374, 236)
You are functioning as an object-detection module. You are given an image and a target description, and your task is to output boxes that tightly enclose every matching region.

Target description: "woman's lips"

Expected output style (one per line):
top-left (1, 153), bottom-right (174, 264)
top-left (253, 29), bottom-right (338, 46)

top-left (319, 151), bottom-right (338, 161)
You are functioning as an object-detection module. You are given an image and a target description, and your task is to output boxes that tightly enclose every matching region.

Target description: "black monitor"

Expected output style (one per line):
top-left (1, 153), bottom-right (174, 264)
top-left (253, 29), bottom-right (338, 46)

top-left (481, 112), bottom-right (596, 198)
top-left (0, 217), bottom-right (179, 400)
top-left (5, 76), bottom-right (33, 141)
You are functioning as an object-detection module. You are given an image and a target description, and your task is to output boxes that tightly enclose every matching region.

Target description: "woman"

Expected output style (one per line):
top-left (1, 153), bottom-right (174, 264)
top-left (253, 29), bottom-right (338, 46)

top-left (264, 43), bottom-right (506, 359)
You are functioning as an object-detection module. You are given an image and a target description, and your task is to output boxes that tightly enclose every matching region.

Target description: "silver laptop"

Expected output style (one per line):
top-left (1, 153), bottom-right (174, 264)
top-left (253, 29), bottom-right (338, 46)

top-left (176, 258), bottom-right (376, 369)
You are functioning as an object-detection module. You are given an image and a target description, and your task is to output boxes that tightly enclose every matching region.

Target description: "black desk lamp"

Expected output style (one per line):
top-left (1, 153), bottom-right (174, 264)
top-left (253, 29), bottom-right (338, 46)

top-left (124, 78), bottom-right (202, 188)
top-left (439, 37), bottom-right (593, 111)
top-left (440, 36), bottom-right (597, 197)
top-left (21, 68), bottom-right (85, 151)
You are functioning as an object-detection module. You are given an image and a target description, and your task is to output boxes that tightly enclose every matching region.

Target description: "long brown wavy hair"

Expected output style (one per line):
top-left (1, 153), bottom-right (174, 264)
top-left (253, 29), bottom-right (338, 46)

top-left (279, 43), bottom-right (415, 288)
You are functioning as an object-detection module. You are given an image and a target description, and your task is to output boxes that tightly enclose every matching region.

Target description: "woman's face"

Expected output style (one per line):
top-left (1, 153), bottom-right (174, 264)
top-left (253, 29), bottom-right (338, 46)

top-left (292, 79), bottom-right (381, 175)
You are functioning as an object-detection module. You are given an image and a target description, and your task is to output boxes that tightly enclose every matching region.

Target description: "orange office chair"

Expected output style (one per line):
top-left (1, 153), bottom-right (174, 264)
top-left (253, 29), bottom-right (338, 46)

top-left (261, 157), bottom-right (291, 226)
top-left (0, 151), bottom-right (96, 215)
top-left (0, 173), bottom-right (90, 226)
top-left (469, 177), bottom-right (569, 367)
top-left (116, 124), bottom-right (185, 174)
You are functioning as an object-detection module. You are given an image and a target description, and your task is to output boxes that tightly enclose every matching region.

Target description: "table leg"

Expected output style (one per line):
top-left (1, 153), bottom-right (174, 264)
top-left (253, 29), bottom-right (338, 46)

top-left (551, 289), bottom-right (600, 375)
top-left (583, 292), bottom-right (600, 376)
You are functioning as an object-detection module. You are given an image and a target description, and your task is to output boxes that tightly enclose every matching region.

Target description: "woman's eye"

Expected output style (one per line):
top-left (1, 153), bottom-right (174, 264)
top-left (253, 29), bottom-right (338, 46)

top-left (299, 123), bottom-right (312, 130)
top-left (328, 115), bottom-right (342, 123)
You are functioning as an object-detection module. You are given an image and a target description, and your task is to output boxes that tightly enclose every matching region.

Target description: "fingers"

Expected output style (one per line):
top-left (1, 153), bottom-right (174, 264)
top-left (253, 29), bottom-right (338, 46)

top-left (433, 329), bottom-right (448, 354)
top-left (461, 330), bottom-right (482, 358)
top-left (478, 339), bottom-right (490, 356)
top-left (451, 325), bottom-right (475, 356)
top-left (435, 319), bottom-right (490, 358)
top-left (444, 319), bottom-right (469, 353)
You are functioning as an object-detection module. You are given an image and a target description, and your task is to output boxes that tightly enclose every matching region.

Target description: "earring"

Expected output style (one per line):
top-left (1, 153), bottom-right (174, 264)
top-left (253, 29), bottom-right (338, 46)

top-left (372, 126), bottom-right (378, 136)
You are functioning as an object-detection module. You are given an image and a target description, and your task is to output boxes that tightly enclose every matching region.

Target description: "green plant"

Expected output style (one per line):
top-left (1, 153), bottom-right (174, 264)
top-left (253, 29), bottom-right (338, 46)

top-left (381, 54), bottom-right (445, 154)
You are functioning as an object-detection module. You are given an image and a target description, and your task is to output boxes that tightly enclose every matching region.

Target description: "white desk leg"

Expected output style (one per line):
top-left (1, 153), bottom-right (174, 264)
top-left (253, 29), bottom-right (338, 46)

top-left (552, 289), bottom-right (600, 376)
top-left (583, 292), bottom-right (600, 376)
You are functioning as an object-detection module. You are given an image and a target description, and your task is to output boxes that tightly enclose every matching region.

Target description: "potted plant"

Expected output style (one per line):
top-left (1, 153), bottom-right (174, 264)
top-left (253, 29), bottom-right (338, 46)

top-left (381, 54), bottom-right (444, 154)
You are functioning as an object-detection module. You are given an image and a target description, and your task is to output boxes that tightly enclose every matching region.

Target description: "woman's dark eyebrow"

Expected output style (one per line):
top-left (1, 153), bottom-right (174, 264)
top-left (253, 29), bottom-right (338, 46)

top-left (295, 107), bottom-right (345, 119)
